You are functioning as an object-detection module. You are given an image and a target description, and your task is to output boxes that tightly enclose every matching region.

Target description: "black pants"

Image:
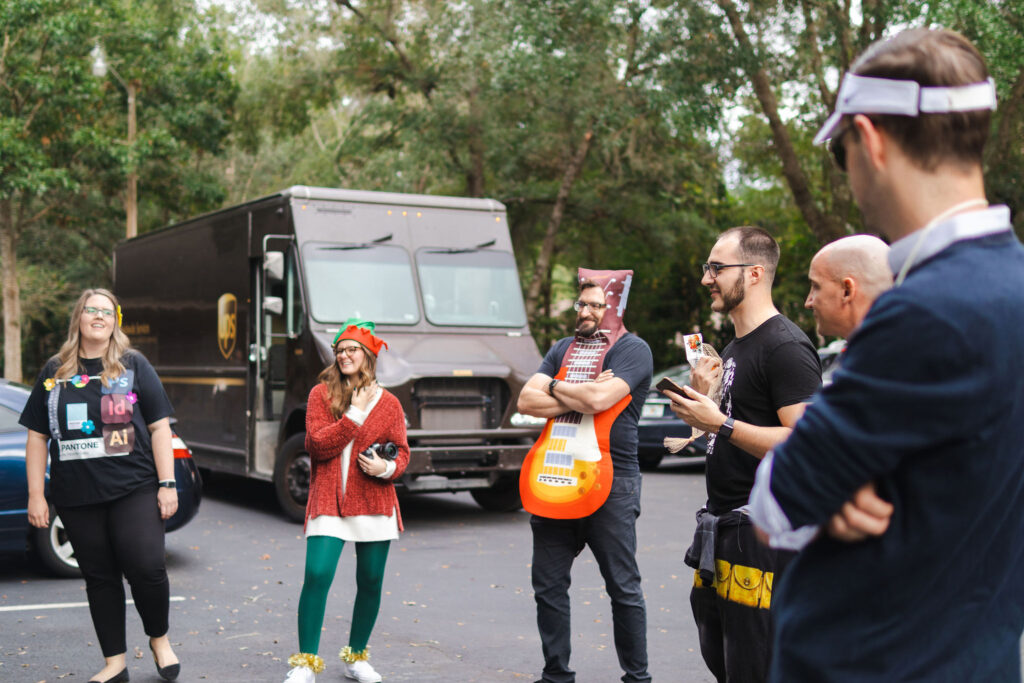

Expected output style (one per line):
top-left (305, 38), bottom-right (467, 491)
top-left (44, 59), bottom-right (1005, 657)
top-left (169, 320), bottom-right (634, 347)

top-left (690, 518), bottom-right (793, 683)
top-left (531, 473), bottom-right (651, 683)
top-left (57, 486), bottom-right (170, 657)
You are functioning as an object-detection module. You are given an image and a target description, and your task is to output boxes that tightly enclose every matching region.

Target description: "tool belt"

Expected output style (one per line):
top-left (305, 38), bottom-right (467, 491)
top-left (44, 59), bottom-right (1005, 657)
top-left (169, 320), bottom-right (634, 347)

top-left (693, 559), bottom-right (774, 610)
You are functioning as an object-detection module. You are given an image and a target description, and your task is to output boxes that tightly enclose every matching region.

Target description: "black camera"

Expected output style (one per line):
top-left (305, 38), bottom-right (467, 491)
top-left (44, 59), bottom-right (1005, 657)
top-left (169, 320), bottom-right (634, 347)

top-left (360, 441), bottom-right (398, 461)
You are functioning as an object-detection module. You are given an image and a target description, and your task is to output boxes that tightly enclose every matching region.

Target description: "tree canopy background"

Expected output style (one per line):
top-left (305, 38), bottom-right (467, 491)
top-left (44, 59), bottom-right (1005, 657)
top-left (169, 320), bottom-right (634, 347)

top-left (3, 0), bottom-right (1022, 381)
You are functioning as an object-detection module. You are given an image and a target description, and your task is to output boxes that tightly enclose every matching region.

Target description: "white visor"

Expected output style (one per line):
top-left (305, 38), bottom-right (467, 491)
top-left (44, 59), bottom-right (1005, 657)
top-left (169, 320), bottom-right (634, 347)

top-left (813, 73), bottom-right (997, 145)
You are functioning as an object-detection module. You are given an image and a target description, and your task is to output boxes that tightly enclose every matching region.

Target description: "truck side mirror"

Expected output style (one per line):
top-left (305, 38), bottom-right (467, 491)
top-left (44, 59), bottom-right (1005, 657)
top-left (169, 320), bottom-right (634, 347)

top-left (263, 296), bottom-right (284, 315)
top-left (264, 251), bottom-right (285, 281)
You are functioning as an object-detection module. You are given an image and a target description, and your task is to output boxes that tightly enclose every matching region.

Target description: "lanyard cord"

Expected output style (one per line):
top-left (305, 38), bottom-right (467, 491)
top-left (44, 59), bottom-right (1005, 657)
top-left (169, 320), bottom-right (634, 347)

top-left (894, 198), bottom-right (989, 286)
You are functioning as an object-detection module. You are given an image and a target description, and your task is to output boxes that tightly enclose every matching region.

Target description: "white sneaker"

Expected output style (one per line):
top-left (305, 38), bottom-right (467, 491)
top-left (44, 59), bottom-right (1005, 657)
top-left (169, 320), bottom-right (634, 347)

top-left (284, 665), bottom-right (316, 683)
top-left (343, 659), bottom-right (382, 683)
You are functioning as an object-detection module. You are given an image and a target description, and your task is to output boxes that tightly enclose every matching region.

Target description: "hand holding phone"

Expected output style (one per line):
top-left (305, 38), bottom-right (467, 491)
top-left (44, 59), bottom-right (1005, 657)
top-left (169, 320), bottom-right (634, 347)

top-left (656, 376), bottom-right (688, 399)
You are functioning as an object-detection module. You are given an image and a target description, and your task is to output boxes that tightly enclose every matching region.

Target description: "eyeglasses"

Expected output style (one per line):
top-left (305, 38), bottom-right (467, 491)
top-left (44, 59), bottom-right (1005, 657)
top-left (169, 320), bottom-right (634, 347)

top-left (829, 124), bottom-right (853, 172)
top-left (83, 306), bottom-right (116, 318)
top-left (573, 301), bottom-right (609, 312)
top-left (701, 262), bottom-right (758, 278)
top-left (335, 346), bottom-right (363, 357)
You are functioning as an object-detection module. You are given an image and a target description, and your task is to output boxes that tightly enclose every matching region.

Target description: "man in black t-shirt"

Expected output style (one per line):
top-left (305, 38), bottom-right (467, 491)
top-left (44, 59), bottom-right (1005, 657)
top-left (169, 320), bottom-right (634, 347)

top-left (668, 227), bottom-right (820, 683)
top-left (517, 274), bottom-right (653, 683)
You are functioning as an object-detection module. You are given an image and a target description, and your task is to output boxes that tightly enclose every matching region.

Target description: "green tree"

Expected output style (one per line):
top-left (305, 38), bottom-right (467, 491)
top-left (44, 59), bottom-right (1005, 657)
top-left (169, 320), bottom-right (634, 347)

top-left (1, 0), bottom-right (238, 381)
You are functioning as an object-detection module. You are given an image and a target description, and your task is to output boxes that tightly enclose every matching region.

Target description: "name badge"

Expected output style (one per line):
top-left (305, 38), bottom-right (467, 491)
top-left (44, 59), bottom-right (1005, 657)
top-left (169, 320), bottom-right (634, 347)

top-left (101, 370), bottom-right (135, 395)
top-left (103, 424), bottom-right (136, 455)
top-left (101, 394), bottom-right (133, 424)
top-left (58, 438), bottom-right (108, 461)
top-left (66, 403), bottom-right (88, 430)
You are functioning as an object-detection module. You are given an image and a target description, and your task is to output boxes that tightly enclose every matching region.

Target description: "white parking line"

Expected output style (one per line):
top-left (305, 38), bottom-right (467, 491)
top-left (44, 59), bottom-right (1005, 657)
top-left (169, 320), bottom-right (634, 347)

top-left (0, 596), bottom-right (186, 613)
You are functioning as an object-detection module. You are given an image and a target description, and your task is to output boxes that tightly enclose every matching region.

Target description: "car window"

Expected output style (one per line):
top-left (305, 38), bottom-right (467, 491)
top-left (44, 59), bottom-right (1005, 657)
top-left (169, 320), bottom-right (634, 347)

top-left (0, 404), bottom-right (21, 433)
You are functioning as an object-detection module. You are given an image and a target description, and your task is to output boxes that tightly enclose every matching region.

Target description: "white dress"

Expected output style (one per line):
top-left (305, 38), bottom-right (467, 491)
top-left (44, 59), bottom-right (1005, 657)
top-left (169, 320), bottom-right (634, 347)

top-left (306, 387), bottom-right (399, 542)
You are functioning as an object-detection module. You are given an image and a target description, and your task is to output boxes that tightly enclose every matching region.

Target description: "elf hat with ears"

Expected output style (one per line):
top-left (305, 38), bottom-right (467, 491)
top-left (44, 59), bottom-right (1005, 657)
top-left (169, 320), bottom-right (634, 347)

top-left (332, 318), bottom-right (389, 357)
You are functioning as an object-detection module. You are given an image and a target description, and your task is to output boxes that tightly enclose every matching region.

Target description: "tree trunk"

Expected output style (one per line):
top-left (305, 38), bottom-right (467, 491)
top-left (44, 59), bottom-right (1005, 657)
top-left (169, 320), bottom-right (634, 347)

top-left (717, 0), bottom-right (846, 245)
top-left (466, 90), bottom-right (486, 198)
top-left (524, 130), bottom-right (594, 316)
top-left (986, 64), bottom-right (1024, 172)
top-left (1, 199), bottom-right (23, 382)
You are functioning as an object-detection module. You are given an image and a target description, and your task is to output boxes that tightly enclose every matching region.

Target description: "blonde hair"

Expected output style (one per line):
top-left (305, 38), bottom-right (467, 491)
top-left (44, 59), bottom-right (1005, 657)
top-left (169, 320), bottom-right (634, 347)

top-left (317, 342), bottom-right (377, 418)
top-left (54, 288), bottom-right (133, 387)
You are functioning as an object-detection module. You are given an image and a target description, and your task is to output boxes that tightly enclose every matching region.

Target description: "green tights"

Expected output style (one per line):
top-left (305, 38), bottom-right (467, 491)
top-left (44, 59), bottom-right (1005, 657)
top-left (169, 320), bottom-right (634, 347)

top-left (297, 536), bottom-right (390, 655)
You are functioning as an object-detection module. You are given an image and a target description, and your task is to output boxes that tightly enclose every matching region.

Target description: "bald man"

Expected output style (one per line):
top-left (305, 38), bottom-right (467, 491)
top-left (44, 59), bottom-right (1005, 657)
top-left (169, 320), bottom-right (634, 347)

top-left (805, 235), bottom-right (891, 339)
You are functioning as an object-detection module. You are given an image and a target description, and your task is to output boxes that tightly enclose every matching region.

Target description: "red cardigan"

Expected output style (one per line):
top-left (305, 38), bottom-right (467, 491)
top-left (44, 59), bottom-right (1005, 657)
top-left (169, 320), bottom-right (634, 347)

top-left (304, 383), bottom-right (410, 531)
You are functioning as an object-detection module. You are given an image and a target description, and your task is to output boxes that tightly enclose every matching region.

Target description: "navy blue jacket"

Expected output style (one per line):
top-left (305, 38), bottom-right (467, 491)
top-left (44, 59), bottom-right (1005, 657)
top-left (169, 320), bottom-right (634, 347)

top-left (768, 228), bottom-right (1024, 681)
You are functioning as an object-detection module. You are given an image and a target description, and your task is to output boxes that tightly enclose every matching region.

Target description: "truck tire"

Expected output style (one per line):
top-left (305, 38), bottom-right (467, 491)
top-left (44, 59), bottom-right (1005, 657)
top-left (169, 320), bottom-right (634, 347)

top-left (470, 476), bottom-right (523, 512)
top-left (31, 505), bottom-right (81, 578)
top-left (274, 433), bottom-right (310, 523)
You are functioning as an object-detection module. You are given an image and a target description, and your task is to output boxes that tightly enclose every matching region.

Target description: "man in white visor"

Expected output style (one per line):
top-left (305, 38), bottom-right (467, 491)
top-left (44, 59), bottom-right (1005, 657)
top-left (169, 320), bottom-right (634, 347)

top-left (748, 27), bottom-right (1024, 682)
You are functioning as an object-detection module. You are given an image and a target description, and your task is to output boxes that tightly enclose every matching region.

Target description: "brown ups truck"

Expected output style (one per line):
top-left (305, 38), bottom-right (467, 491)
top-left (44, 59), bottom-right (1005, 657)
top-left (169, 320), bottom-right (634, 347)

top-left (114, 186), bottom-right (544, 521)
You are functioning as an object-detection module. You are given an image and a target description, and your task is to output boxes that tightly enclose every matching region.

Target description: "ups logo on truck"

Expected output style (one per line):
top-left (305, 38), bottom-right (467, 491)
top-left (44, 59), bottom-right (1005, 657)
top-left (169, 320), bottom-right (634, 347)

top-left (217, 293), bottom-right (237, 360)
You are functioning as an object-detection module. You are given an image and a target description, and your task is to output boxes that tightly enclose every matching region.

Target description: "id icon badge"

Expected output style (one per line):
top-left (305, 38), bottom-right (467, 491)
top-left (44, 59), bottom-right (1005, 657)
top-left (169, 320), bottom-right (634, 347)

top-left (101, 394), bottom-right (133, 424)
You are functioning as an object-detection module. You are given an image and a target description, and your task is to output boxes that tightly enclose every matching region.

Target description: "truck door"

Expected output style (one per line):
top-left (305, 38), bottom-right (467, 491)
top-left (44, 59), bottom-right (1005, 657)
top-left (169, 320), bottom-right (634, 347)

top-left (252, 240), bottom-right (303, 479)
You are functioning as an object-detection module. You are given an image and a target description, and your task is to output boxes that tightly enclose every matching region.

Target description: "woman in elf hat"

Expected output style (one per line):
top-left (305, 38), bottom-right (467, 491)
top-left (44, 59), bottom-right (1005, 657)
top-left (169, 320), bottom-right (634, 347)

top-left (285, 319), bottom-right (410, 683)
top-left (19, 288), bottom-right (180, 683)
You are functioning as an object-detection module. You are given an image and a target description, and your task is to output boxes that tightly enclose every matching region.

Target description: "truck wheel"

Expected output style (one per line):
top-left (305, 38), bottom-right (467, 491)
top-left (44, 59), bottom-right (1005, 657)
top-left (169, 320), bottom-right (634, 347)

top-left (31, 505), bottom-right (81, 578)
top-left (274, 433), bottom-right (310, 523)
top-left (638, 453), bottom-right (664, 471)
top-left (470, 477), bottom-right (523, 512)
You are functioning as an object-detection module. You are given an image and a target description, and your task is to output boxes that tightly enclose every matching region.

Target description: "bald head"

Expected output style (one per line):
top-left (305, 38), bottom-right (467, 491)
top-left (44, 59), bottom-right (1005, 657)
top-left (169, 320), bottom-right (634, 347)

top-left (806, 235), bottom-right (892, 338)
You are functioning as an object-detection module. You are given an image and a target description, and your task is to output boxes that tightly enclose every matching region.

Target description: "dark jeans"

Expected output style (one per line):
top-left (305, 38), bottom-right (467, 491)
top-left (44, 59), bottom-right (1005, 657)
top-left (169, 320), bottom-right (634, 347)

top-left (531, 473), bottom-right (651, 683)
top-left (57, 485), bottom-right (170, 657)
top-left (690, 517), bottom-right (793, 683)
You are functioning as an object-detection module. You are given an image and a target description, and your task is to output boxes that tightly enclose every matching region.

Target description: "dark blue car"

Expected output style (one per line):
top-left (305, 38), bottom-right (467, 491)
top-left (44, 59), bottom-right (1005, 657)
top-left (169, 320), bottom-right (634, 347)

top-left (0, 379), bottom-right (202, 577)
top-left (637, 365), bottom-right (708, 470)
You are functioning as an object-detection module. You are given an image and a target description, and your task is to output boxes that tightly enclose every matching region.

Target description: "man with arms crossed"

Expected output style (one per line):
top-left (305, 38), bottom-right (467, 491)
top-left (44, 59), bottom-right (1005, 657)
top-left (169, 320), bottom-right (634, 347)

top-left (750, 28), bottom-right (1024, 681)
top-left (668, 226), bottom-right (821, 683)
top-left (517, 271), bottom-right (653, 683)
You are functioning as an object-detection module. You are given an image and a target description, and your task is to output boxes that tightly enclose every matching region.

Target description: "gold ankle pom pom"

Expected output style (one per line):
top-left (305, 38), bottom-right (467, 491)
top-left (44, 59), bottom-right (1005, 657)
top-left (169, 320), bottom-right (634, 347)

top-left (339, 646), bottom-right (370, 663)
top-left (288, 652), bottom-right (325, 674)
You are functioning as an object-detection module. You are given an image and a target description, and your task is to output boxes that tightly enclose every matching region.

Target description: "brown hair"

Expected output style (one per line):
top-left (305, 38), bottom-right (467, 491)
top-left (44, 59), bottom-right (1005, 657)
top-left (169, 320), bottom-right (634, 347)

top-left (54, 288), bottom-right (132, 387)
top-left (719, 226), bottom-right (780, 282)
top-left (849, 28), bottom-right (990, 171)
top-left (317, 342), bottom-right (377, 419)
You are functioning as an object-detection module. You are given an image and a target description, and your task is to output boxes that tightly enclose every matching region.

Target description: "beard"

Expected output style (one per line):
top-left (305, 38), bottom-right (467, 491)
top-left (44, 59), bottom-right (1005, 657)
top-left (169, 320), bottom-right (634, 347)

top-left (712, 276), bottom-right (746, 314)
top-left (575, 314), bottom-right (600, 337)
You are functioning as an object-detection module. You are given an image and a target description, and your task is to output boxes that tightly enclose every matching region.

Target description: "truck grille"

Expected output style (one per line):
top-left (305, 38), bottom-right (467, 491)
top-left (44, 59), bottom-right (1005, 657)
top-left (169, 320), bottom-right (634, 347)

top-left (413, 378), bottom-right (508, 432)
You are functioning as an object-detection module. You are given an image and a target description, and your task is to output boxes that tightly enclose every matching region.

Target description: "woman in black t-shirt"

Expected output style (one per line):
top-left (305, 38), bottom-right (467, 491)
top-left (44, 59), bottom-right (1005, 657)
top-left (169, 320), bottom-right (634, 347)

top-left (19, 288), bottom-right (181, 683)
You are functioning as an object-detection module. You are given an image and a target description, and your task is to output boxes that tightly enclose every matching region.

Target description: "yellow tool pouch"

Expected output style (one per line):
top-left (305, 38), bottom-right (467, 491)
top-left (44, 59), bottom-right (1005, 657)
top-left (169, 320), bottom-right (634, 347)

top-left (760, 570), bottom-right (773, 609)
top-left (728, 564), bottom-right (763, 608)
top-left (715, 559), bottom-right (732, 600)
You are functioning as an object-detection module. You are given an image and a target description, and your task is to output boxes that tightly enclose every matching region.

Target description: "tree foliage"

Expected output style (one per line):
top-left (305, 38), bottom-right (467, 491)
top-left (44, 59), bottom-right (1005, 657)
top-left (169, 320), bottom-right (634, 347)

top-left (4, 0), bottom-right (1023, 379)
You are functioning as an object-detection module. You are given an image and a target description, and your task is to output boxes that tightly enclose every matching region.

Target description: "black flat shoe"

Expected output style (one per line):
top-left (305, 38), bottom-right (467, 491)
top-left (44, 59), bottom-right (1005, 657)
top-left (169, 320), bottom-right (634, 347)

top-left (88, 668), bottom-right (128, 683)
top-left (149, 642), bottom-right (181, 681)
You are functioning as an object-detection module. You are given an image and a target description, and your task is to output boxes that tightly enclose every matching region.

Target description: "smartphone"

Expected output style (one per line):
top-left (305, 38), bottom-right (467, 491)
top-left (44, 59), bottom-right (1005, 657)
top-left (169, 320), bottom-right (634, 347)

top-left (656, 376), bottom-right (687, 398)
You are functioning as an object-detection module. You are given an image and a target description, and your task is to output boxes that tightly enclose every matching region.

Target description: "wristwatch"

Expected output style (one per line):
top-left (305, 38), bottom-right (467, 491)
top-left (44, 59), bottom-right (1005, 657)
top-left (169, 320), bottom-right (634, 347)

top-left (717, 417), bottom-right (735, 441)
top-left (547, 378), bottom-right (560, 396)
top-left (158, 480), bottom-right (176, 489)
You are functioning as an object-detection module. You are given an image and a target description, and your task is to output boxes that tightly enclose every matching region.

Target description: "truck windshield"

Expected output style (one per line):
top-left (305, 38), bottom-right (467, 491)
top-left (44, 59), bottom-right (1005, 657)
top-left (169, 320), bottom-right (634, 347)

top-left (416, 249), bottom-right (528, 327)
top-left (302, 242), bottom-right (420, 324)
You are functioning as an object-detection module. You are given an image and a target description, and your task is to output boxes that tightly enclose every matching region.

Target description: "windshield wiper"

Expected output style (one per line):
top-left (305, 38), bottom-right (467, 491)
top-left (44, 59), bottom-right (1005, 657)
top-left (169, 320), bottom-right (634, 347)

top-left (320, 233), bottom-right (394, 251)
top-left (426, 239), bottom-right (497, 254)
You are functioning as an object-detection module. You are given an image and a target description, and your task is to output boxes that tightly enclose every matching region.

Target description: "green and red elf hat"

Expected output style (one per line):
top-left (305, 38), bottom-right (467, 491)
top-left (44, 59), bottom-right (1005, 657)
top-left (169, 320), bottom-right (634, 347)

top-left (332, 318), bottom-right (389, 357)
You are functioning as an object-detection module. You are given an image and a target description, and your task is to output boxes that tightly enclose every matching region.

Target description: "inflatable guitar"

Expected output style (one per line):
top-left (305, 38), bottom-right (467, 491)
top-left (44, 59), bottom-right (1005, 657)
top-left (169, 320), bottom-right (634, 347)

top-left (520, 268), bottom-right (634, 519)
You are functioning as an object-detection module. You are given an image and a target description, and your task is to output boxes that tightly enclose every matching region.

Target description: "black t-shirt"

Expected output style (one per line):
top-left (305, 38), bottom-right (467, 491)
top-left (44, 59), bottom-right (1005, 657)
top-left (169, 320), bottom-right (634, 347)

top-left (19, 351), bottom-right (174, 507)
top-left (706, 315), bottom-right (820, 514)
top-left (538, 333), bottom-right (653, 473)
